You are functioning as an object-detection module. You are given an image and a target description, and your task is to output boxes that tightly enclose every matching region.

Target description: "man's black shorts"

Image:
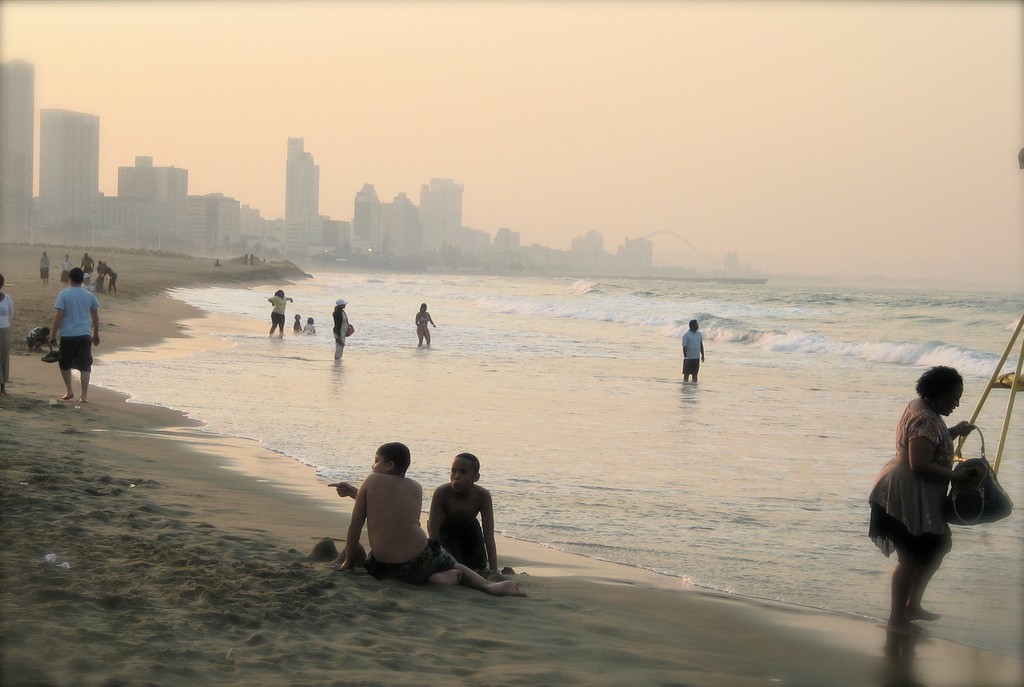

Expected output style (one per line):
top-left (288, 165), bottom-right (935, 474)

top-left (58, 335), bottom-right (93, 372)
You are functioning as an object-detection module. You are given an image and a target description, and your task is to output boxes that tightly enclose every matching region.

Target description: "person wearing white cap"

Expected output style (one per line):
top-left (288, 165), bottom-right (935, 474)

top-left (332, 299), bottom-right (350, 360)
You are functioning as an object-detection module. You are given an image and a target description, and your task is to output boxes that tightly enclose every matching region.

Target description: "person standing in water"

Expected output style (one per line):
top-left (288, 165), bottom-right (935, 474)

top-left (332, 299), bottom-right (349, 360)
top-left (682, 319), bottom-right (705, 382)
top-left (415, 303), bottom-right (436, 347)
top-left (267, 289), bottom-right (293, 337)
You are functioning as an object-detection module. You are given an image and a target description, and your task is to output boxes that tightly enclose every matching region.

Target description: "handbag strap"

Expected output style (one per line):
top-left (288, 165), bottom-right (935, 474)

top-left (949, 426), bottom-right (989, 525)
top-left (955, 426), bottom-right (985, 463)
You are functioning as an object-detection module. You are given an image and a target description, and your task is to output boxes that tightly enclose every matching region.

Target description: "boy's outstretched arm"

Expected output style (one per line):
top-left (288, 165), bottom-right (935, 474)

top-left (329, 482), bottom-right (358, 499)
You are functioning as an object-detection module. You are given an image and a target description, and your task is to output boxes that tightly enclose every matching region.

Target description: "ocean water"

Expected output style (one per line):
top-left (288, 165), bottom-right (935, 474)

top-left (96, 273), bottom-right (1024, 656)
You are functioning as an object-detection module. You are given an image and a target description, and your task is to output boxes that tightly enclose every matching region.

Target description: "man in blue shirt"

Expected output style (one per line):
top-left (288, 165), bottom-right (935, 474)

top-left (682, 319), bottom-right (705, 383)
top-left (49, 267), bottom-right (101, 402)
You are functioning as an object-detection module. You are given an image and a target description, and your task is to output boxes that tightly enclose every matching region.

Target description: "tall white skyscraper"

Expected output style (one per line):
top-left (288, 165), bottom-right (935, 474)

top-left (39, 108), bottom-right (100, 237)
top-left (419, 178), bottom-right (463, 252)
top-left (0, 60), bottom-right (35, 242)
top-left (285, 137), bottom-right (319, 244)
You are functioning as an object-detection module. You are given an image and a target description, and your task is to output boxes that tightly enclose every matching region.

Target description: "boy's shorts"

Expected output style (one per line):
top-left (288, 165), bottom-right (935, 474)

top-left (364, 540), bottom-right (457, 583)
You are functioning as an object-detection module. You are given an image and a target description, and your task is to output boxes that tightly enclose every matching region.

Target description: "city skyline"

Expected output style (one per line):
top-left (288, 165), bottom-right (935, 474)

top-left (1, 1), bottom-right (1021, 288)
top-left (0, 70), bottom-right (683, 272)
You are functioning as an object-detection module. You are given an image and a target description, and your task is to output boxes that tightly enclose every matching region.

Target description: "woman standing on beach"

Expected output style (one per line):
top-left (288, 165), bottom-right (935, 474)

top-left (868, 366), bottom-right (976, 633)
top-left (59, 255), bottom-right (72, 285)
top-left (332, 299), bottom-right (349, 360)
top-left (267, 290), bottom-right (293, 337)
top-left (0, 273), bottom-right (11, 396)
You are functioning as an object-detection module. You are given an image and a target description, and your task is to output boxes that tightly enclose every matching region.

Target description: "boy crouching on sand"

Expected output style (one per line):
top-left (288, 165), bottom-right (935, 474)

top-left (428, 452), bottom-right (499, 573)
top-left (26, 326), bottom-right (51, 351)
top-left (329, 442), bottom-right (521, 596)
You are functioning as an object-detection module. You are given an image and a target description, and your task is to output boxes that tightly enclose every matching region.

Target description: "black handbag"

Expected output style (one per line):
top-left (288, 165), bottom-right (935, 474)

top-left (945, 429), bottom-right (1014, 526)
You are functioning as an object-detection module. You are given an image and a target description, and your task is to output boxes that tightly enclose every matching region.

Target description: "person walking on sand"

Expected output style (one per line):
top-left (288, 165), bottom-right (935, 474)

top-left (415, 303), bottom-right (436, 347)
top-left (49, 267), bottom-right (100, 403)
top-left (0, 273), bottom-right (12, 396)
top-left (267, 289), bottom-right (293, 337)
top-left (332, 299), bottom-right (349, 360)
top-left (80, 252), bottom-right (94, 275)
top-left (682, 319), bottom-right (705, 382)
top-left (40, 251), bottom-right (50, 286)
top-left (330, 441), bottom-right (521, 596)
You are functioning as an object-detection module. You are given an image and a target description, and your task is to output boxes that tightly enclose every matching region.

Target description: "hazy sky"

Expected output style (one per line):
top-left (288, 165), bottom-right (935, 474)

top-left (3, 1), bottom-right (1022, 287)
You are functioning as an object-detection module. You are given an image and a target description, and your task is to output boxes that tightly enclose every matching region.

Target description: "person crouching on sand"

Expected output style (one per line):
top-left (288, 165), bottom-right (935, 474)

top-left (329, 442), bottom-right (522, 596)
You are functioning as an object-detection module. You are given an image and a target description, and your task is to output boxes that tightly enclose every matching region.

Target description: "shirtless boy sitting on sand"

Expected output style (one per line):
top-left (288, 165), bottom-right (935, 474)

top-left (428, 452), bottom-right (498, 573)
top-left (330, 442), bottom-right (521, 596)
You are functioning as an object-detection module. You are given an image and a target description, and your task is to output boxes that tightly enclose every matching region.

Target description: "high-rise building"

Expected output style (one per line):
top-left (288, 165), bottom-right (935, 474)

top-left (418, 178), bottom-right (463, 252)
top-left (352, 183), bottom-right (380, 251)
top-left (494, 227), bottom-right (521, 251)
top-left (186, 193), bottom-right (241, 253)
top-left (114, 156), bottom-right (188, 247)
top-left (285, 137), bottom-right (319, 245)
top-left (39, 108), bottom-right (100, 239)
top-left (0, 60), bottom-right (35, 242)
top-left (378, 192), bottom-right (420, 257)
top-left (617, 237), bottom-right (654, 273)
top-left (118, 156), bottom-right (187, 203)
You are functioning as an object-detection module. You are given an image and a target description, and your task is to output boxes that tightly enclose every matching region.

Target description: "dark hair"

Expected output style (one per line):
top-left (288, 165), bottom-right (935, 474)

top-left (689, 319), bottom-right (698, 327)
top-left (377, 442), bottom-right (411, 476)
top-left (275, 289), bottom-right (285, 298)
top-left (420, 303), bottom-right (427, 309)
top-left (0, 272), bottom-right (4, 289)
top-left (916, 366), bottom-right (963, 400)
top-left (69, 267), bottom-right (84, 284)
top-left (454, 452), bottom-right (480, 474)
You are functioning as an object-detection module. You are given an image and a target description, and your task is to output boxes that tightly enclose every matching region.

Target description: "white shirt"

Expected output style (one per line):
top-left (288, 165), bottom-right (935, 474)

top-left (0, 293), bottom-right (12, 329)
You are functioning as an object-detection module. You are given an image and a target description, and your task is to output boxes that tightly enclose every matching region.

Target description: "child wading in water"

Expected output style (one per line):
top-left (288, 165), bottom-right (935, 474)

top-left (330, 442), bottom-right (521, 596)
top-left (428, 452), bottom-right (499, 573)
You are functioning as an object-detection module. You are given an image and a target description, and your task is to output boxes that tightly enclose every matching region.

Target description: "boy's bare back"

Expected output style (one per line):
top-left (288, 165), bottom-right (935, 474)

top-left (358, 472), bottom-right (429, 564)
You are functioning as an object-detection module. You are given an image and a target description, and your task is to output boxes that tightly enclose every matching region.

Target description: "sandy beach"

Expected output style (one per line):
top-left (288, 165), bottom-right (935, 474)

top-left (1, 244), bottom-right (1021, 686)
